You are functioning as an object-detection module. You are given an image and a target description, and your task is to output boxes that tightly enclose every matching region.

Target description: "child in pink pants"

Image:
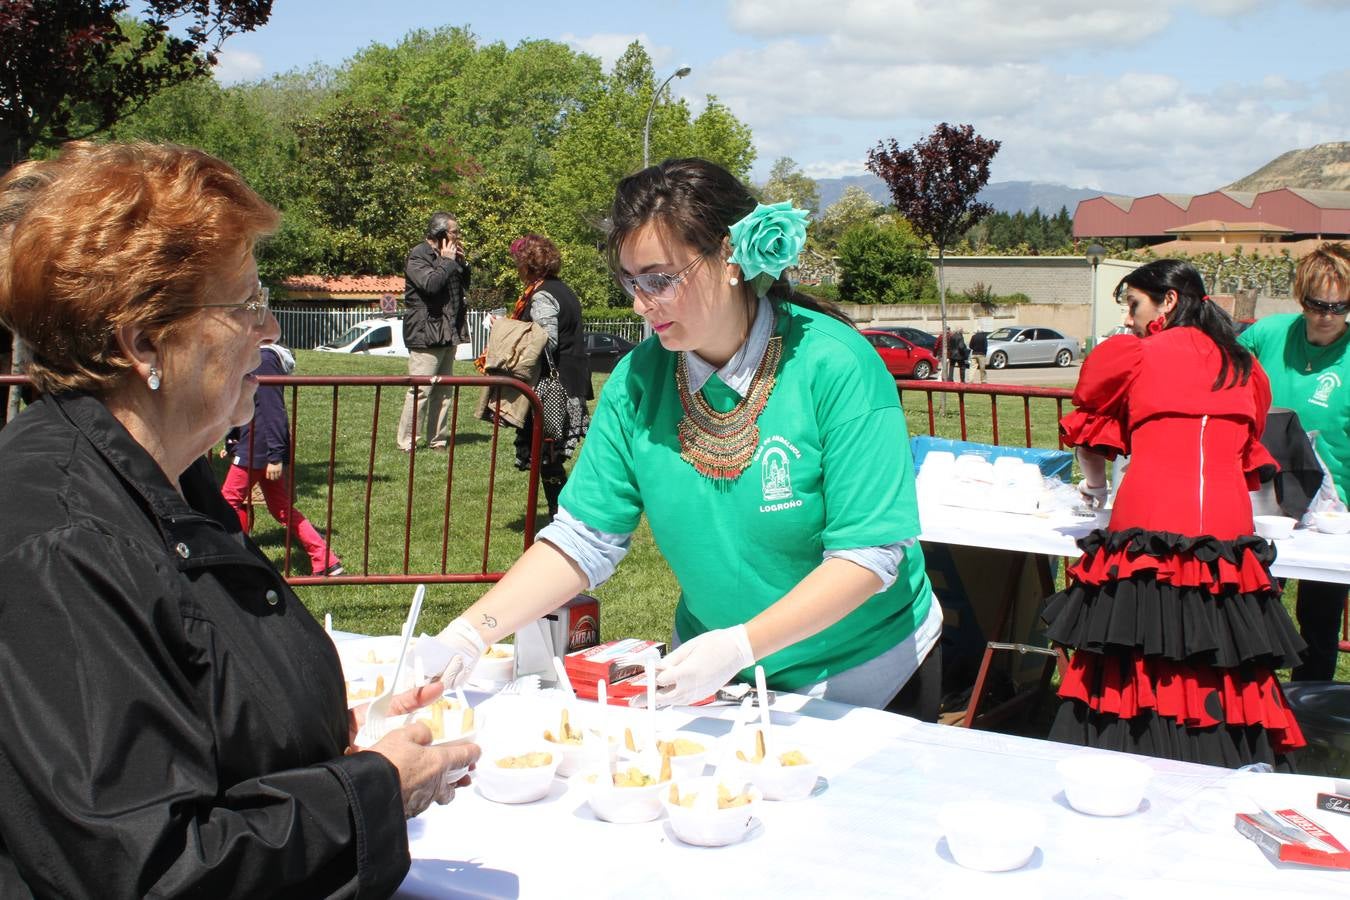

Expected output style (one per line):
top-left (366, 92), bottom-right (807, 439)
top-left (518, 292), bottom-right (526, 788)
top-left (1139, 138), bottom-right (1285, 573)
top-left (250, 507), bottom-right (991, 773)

top-left (221, 343), bottom-right (342, 575)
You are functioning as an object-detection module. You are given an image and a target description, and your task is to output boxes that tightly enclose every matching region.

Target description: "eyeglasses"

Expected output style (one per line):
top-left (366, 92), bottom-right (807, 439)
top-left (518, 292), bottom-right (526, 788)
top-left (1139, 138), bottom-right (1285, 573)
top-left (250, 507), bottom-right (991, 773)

top-left (616, 255), bottom-right (705, 301)
top-left (1302, 296), bottom-right (1350, 316)
top-left (191, 282), bottom-right (271, 326)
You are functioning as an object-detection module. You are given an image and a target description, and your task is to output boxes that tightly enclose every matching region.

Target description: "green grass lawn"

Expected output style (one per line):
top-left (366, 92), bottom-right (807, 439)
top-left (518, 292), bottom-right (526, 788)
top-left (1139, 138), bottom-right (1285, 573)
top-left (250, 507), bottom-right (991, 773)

top-left (257, 356), bottom-right (1345, 683)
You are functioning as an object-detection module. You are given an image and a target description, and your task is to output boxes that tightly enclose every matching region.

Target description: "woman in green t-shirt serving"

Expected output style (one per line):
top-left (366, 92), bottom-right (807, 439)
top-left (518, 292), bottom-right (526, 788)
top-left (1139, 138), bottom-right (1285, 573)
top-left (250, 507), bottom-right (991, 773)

top-left (1238, 241), bottom-right (1350, 681)
top-left (430, 158), bottom-right (942, 715)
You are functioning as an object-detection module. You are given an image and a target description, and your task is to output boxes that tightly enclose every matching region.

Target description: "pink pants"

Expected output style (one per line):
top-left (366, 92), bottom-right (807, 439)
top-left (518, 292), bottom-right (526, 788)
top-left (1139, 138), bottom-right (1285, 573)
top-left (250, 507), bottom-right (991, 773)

top-left (220, 464), bottom-right (338, 573)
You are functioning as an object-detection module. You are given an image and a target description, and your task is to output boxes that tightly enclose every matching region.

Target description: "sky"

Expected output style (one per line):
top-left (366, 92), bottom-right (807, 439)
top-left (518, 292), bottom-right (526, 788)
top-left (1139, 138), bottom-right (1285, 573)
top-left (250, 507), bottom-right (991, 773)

top-left (211, 0), bottom-right (1350, 196)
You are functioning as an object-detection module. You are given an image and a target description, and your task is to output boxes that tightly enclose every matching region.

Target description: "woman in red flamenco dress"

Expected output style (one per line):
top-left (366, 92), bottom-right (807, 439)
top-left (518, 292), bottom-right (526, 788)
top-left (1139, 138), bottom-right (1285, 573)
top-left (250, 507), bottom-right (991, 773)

top-left (1043, 259), bottom-right (1307, 769)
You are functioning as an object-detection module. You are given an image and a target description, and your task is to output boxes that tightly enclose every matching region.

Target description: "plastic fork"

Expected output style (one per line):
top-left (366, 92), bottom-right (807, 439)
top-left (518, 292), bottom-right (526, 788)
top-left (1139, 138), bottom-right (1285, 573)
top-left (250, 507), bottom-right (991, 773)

top-left (355, 584), bottom-right (425, 746)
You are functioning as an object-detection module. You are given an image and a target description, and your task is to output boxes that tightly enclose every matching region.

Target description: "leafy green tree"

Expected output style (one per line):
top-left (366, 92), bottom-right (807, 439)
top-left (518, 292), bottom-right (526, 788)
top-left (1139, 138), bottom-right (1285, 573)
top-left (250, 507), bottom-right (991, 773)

top-left (836, 220), bottom-right (934, 305)
top-left (761, 157), bottom-right (819, 216)
top-left (285, 101), bottom-right (474, 275)
top-left (817, 185), bottom-right (882, 250)
top-left (0, 1), bottom-right (273, 168)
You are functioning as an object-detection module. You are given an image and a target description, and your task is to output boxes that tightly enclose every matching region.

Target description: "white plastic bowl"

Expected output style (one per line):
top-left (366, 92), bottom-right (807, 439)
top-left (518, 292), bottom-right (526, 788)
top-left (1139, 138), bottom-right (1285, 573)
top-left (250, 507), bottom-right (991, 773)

top-left (547, 729), bottom-right (619, 778)
top-left (1311, 510), bottom-right (1350, 535)
top-left (663, 776), bottom-right (762, 847)
top-left (621, 730), bottom-right (713, 781)
top-left (1057, 754), bottom-right (1152, 816)
top-left (1253, 515), bottom-right (1297, 540)
top-left (939, 801), bottom-right (1043, 872)
top-left (586, 767), bottom-right (669, 823)
top-left (474, 742), bottom-right (561, 804)
top-left (723, 728), bottom-right (820, 801)
top-left (471, 644), bottom-right (515, 684)
top-left (403, 699), bottom-right (480, 747)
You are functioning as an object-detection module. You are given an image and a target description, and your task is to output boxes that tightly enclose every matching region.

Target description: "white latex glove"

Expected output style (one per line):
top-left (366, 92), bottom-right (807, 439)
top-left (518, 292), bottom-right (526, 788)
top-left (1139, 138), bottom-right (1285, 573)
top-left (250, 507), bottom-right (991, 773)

top-left (653, 625), bottom-right (755, 707)
top-left (426, 616), bottom-right (487, 689)
top-left (1077, 479), bottom-right (1109, 509)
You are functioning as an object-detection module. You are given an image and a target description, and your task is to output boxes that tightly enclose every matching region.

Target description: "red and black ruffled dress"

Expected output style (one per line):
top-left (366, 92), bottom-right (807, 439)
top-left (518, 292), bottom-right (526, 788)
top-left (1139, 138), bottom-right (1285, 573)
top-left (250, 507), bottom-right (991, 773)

top-left (1042, 328), bottom-right (1307, 768)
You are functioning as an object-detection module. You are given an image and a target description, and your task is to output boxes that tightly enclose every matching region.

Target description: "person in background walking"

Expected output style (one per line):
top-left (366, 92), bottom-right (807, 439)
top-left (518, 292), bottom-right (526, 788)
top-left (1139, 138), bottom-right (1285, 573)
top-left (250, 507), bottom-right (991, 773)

top-left (950, 328), bottom-right (970, 383)
top-left (1239, 241), bottom-right (1350, 682)
top-left (398, 211), bottom-right (471, 452)
top-left (221, 341), bottom-right (343, 576)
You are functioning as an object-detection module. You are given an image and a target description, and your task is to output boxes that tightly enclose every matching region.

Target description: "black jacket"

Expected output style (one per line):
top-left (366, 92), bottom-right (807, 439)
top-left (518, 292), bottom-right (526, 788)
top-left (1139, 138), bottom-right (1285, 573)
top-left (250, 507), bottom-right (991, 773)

top-left (523, 278), bottom-right (590, 399)
top-left (403, 240), bottom-right (470, 350)
top-left (0, 394), bottom-right (407, 899)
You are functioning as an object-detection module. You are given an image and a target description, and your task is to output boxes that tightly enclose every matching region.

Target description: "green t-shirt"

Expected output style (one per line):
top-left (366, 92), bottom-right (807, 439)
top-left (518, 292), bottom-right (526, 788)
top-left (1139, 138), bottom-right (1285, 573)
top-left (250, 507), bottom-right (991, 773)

top-left (560, 302), bottom-right (933, 692)
top-left (1239, 313), bottom-right (1350, 503)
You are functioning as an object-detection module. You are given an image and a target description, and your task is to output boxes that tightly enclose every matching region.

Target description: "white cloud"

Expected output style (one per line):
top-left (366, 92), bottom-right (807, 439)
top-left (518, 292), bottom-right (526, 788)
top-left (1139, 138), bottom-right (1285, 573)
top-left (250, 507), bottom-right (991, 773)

top-left (560, 32), bottom-right (674, 72)
top-left (211, 48), bottom-right (265, 85)
top-left (727, 0), bottom-right (1177, 63)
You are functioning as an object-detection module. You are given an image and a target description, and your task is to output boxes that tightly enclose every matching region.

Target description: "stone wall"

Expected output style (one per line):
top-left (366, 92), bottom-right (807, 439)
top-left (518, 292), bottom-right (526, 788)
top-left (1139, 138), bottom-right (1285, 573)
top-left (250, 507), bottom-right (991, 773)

top-left (929, 256), bottom-right (1093, 304)
top-left (841, 301), bottom-right (1090, 341)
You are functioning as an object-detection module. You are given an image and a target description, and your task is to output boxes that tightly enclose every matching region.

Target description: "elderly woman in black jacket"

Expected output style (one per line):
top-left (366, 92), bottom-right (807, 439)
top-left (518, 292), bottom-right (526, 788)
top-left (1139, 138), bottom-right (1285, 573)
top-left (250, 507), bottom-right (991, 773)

top-left (0, 142), bottom-right (478, 899)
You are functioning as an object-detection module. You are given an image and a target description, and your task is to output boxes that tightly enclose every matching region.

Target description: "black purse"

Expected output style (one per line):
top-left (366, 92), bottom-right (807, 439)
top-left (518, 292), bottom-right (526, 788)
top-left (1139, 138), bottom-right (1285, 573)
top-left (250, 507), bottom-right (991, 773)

top-left (536, 350), bottom-right (568, 443)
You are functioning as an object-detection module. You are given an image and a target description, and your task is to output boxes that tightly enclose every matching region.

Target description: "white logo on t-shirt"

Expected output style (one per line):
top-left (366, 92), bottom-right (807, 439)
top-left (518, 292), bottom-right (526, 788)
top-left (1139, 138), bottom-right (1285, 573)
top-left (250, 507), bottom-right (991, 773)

top-left (1310, 371), bottom-right (1342, 408)
top-left (755, 435), bottom-right (803, 512)
top-left (761, 446), bottom-right (793, 501)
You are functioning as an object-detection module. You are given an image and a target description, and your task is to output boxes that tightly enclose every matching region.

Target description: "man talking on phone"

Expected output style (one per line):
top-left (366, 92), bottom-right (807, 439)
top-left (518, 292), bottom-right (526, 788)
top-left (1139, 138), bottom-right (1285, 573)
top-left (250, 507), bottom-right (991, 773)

top-left (398, 211), bottom-right (471, 451)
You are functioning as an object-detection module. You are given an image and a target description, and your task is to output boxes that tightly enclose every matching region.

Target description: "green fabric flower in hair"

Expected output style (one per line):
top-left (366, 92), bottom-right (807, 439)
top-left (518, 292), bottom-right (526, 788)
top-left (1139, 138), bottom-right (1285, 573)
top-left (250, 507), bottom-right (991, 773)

top-left (727, 201), bottom-right (809, 297)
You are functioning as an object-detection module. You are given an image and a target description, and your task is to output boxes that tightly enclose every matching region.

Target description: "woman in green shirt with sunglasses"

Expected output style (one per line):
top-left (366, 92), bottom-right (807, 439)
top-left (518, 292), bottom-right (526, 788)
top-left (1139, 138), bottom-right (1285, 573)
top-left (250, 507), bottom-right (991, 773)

top-left (1239, 241), bottom-right (1350, 681)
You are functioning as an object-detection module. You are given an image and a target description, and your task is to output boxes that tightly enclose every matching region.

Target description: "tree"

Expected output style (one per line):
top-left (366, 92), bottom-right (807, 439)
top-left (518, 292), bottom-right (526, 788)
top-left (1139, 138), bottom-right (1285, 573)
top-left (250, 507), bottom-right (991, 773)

top-left (817, 185), bottom-right (882, 250)
top-left (0, 1), bottom-right (274, 168)
top-left (836, 219), bottom-right (934, 305)
top-left (866, 123), bottom-right (1000, 380)
top-left (761, 157), bottom-right (819, 217)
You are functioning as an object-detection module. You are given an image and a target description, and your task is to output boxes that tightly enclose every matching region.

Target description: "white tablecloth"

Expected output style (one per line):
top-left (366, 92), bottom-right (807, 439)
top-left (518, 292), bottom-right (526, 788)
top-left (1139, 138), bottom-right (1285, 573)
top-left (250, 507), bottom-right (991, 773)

top-left (397, 691), bottom-right (1349, 899)
top-left (919, 501), bottom-right (1350, 585)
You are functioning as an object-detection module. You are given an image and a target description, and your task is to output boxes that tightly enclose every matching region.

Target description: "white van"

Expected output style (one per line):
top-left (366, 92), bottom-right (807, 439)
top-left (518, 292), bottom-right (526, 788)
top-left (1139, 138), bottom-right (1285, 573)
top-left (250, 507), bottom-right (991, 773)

top-left (315, 317), bottom-right (409, 357)
top-left (314, 315), bottom-right (479, 360)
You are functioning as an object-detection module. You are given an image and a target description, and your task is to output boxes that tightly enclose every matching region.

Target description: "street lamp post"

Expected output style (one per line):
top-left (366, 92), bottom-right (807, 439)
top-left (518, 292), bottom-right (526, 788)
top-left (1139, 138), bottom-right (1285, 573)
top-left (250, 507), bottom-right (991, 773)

top-left (642, 66), bottom-right (691, 169)
top-left (1085, 243), bottom-right (1106, 349)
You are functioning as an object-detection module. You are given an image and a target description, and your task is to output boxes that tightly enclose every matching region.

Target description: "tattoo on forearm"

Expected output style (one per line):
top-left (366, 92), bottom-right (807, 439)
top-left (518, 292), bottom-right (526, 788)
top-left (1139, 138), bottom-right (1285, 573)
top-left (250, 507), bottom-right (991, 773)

top-left (482, 614), bottom-right (497, 629)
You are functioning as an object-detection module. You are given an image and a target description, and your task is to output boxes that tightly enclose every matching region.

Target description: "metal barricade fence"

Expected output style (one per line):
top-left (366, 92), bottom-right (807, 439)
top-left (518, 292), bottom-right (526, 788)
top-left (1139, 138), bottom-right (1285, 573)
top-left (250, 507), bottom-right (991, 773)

top-left (895, 379), bottom-right (1073, 448)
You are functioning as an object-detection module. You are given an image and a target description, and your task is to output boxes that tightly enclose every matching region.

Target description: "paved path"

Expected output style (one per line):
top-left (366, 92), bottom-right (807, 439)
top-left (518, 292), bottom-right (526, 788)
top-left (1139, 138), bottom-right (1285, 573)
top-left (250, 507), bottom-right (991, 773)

top-left (934, 361), bottom-right (1081, 390)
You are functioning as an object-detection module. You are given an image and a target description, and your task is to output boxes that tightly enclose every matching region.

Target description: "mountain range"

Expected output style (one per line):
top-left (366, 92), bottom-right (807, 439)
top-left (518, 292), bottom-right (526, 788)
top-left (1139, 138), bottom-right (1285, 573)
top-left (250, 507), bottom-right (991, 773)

top-left (813, 140), bottom-right (1350, 217)
top-left (814, 173), bottom-right (1107, 216)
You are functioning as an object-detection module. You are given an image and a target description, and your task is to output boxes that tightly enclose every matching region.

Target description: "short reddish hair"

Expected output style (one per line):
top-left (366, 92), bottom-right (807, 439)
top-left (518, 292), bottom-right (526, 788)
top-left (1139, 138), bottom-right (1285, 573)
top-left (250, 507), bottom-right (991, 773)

top-left (0, 141), bottom-right (279, 394)
top-left (509, 233), bottom-right (562, 282)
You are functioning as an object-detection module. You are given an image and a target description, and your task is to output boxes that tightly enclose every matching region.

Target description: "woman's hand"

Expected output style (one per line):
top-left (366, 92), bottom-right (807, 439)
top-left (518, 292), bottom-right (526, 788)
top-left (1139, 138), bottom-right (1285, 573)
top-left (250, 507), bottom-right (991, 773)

top-left (265, 461), bottom-right (283, 481)
top-left (372, 722), bottom-right (480, 818)
top-left (424, 617), bottom-right (487, 690)
top-left (653, 625), bottom-right (754, 707)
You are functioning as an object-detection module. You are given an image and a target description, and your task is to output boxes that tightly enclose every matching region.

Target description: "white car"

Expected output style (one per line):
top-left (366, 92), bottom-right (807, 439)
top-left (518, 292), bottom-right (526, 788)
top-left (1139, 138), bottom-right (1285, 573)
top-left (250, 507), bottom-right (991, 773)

top-left (316, 317), bottom-right (409, 357)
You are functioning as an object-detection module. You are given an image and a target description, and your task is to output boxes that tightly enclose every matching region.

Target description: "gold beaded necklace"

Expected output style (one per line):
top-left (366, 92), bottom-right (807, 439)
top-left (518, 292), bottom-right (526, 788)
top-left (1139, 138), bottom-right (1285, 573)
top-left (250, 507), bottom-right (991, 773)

top-left (674, 334), bottom-right (783, 482)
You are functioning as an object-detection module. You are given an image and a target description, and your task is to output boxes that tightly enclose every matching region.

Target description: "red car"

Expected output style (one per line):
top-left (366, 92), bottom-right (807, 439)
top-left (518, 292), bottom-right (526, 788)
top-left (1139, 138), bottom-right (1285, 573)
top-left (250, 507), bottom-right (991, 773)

top-left (861, 329), bottom-right (937, 379)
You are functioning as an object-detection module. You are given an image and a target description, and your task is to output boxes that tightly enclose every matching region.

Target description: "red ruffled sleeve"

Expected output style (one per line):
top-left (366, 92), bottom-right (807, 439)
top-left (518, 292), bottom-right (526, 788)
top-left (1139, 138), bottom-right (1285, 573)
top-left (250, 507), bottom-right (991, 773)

top-left (1243, 361), bottom-right (1280, 489)
top-left (1059, 335), bottom-right (1143, 458)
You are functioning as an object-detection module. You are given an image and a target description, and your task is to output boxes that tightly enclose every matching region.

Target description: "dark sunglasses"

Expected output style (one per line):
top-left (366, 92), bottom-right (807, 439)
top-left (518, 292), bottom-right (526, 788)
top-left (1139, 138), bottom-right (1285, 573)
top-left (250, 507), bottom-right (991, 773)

top-left (1303, 296), bottom-right (1350, 316)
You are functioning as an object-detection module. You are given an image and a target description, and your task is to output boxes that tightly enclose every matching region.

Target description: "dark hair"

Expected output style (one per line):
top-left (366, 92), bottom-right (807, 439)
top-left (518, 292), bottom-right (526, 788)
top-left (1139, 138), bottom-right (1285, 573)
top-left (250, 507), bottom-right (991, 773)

top-left (605, 158), bottom-right (851, 325)
top-left (425, 211), bottom-right (457, 241)
top-left (1116, 258), bottom-right (1252, 390)
top-left (510, 233), bottom-right (563, 282)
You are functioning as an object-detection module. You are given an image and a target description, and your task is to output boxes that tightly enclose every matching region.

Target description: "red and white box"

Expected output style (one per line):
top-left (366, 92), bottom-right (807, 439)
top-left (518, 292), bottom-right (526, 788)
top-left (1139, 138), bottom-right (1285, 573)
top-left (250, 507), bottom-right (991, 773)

top-left (563, 638), bottom-right (664, 688)
top-left (1234, 808), bottom-right (1350, 870)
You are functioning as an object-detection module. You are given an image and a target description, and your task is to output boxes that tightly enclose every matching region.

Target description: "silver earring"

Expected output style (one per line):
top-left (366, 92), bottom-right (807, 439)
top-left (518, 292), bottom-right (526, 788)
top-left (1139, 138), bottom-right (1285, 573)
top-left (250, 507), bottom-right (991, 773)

top-left (147, 366), bottom-right (161, 391)
top-left (729, 277), bottom-right (739, 286)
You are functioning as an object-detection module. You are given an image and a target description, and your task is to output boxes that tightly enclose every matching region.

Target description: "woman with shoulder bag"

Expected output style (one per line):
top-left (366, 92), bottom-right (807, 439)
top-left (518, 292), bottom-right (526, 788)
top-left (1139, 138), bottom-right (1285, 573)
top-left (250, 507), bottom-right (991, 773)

top-left (507, 234), bottom-right (591, 517)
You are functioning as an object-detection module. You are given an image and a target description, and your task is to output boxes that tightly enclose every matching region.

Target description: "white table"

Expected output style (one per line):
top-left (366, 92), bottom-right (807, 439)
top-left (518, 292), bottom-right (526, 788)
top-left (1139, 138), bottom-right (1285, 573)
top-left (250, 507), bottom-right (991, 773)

top-left (918, 501), bottom-right (1350, 585)
top-left (397, 691), bottom-right (1350, 899)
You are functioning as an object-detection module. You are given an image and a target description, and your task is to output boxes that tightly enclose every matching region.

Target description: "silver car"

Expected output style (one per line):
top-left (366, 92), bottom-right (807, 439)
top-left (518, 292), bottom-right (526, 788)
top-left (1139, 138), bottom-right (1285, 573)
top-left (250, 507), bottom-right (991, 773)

top-left (984, 326), bottom-right (1079, 368)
